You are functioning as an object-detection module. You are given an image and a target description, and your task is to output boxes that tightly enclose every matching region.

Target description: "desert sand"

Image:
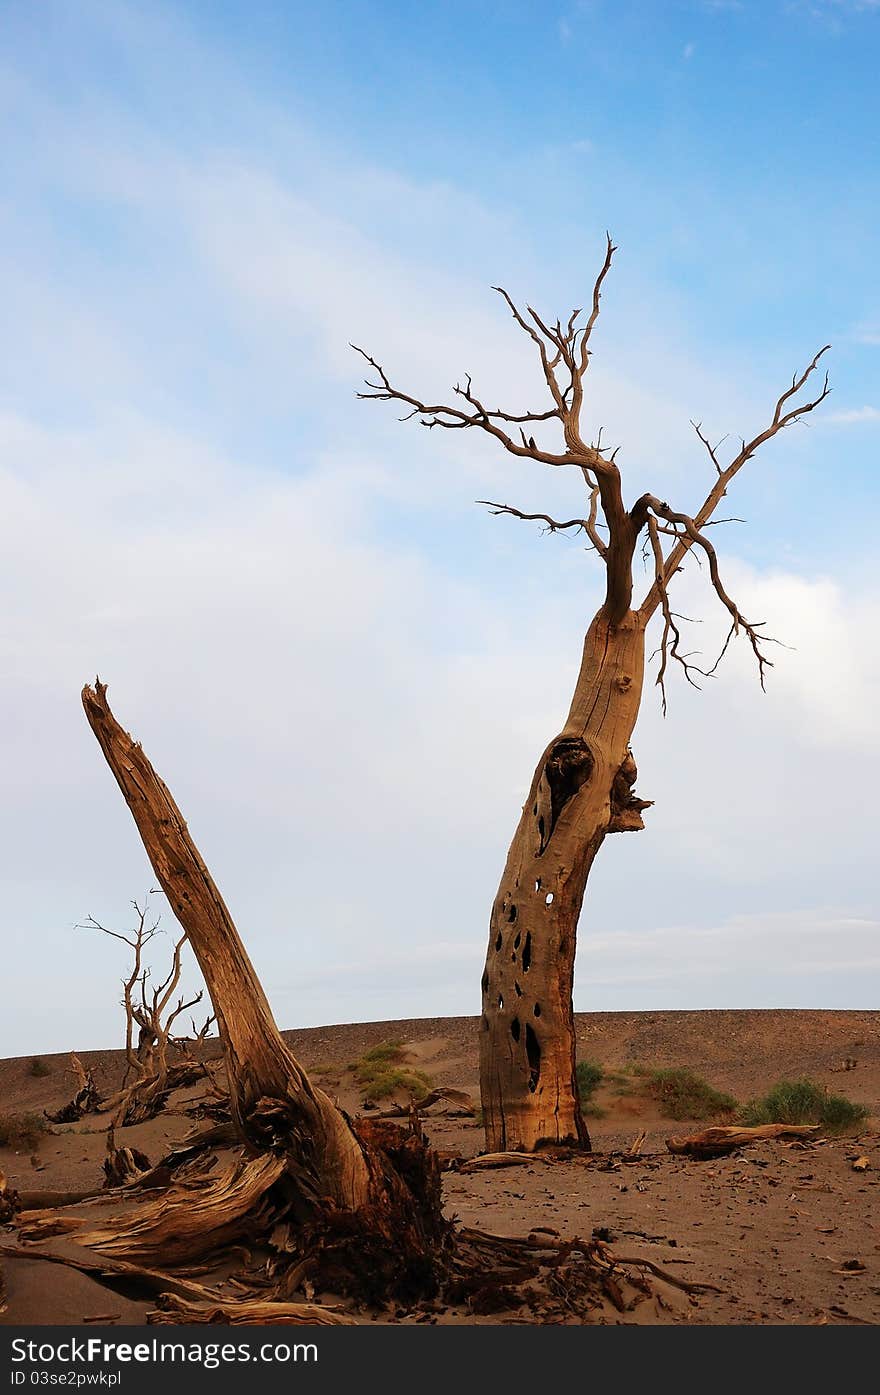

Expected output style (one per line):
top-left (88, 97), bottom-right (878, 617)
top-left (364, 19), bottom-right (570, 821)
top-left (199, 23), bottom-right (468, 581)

top-left (1, 1008), bottom-right (878, 1326)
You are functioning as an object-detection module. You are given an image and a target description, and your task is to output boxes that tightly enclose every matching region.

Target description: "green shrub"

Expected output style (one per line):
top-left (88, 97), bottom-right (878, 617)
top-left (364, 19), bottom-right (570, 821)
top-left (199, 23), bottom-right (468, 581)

top-left (28, 1057), bottom-right (51, 1078)
top-left (740, 1078), bottom-right (868, 1135)
top-left (642, 1067), bottom-right (737, 1121)
top-left (575, 1060), bottom-right (603, 1099)
top-left (0, 1111), bottom-right (51, 1150)
top-left (349, 1041), bottom-right (432, 1103)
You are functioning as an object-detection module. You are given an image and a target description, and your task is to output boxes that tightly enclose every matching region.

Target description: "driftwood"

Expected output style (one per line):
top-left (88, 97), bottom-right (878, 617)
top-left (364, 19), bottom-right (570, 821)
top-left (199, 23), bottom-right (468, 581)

top-left (148, 1294), bottom-right (356, 1325)
top-left (372, 1087), bottom-right (475, 1119)
top-left (45, 1054), bottom-right (102, 1124)
top-left (13, 1188), bottom-right (102, 1210)
top-left (666, 1124), bottom-right (820, 1159)
top-left (102, 1137), bottom-right (153, 1188)
top-left (625, 1129), bottom-right (646, 1157)
top-left (458, 1151), bottom-right (547, 1173)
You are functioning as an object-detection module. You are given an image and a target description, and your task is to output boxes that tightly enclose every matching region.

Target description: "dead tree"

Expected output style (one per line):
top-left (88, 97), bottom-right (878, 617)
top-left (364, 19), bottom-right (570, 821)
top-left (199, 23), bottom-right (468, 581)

top-left (354, 237), bottom-right (830, 1152)
top-left (7, 685), bottom-right (712, 1319)
top-left (82, 900), bottom-right (218, 1129)
top-left (45, 1053), bottom-right (102, 1124)
top-left (80, 682), bottom-right (451, 1300)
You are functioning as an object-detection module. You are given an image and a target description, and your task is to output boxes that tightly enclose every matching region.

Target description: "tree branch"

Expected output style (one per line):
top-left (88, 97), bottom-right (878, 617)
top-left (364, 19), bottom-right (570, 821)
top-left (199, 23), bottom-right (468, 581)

top-left (638, 495), bottom-right (776, 688)
top-left (478, 500), bottom-right (609, 557)
top-left (639, 345), bottom-right (830, 621)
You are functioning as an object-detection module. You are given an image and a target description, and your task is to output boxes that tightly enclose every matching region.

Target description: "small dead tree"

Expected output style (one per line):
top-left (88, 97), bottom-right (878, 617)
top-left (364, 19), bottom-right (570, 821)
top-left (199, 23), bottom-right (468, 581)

top-left (82, 899), bottom-right (218, 1130)
top-left (354, 237), bottom-right (831, 1152)
top-left (45, 1053), bottom-right (102, 1125)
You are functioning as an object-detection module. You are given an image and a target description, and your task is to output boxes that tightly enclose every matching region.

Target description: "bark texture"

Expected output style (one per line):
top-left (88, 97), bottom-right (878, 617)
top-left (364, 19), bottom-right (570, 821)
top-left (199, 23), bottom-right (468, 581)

top-left (480, 608), bottom-right (650, 1152)
top-left (81, 682), bottom-right (450, 1299)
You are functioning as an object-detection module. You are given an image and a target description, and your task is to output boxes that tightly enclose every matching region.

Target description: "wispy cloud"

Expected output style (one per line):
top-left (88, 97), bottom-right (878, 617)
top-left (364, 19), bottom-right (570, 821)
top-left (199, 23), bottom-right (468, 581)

top-left (823, 405), bottom-right (880, 423)
top-left (1, 0), bottom-right (878, 1051)
top-left (851, 326), bottom-right (880, 345)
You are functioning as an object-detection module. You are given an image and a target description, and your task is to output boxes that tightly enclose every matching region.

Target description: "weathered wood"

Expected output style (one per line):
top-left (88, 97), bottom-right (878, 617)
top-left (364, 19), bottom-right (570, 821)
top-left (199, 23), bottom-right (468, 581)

top-left (46, 1054), bottom-right (102, 1124)
top-left (666, 1123), bottom-right (820, 1158)
top-left (148, 1294), bottom-right (356, 1325)
top-left (79, 682), bottom-right (452, 1301)
top-left (0, 1170), bottom-right (19, 1224)
top-left (458, 1151), bottom-right (547, 1172)
top-left (0, 1243), bottom-right (223, 1304)
top-left (480, 609), bottom-right (648, 1151)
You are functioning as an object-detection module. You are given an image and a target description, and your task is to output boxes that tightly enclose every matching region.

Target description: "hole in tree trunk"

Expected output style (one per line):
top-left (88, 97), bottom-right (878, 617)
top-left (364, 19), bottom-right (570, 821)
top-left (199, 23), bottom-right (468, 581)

top-left (510, 1017), bottom-right (521, 1043)
top-left (522, 932), bottom-right (532, 973)
top-left (513, 931), bottom-right (521, 949)
top-left (545, 892), bottom-right (554, 905)
top-left (514, 981), bottom-right (522, 996)
top-left (534, 878), bottom-right (541, 893)
top-left (497, 994), bottom-right (504, 1010)
top-left (495, 931), bottom-right (503, 952)
top-left (533, 1002), bottom-right (541, 1017)
top-left (525, 1023), bottom-right (541, 1092)
top-left (507, 905), bottom-right (518, 923)
top-left (543, 736), bottom-right (594, 840)
top-left (481, 970), bottom-right (489, 995)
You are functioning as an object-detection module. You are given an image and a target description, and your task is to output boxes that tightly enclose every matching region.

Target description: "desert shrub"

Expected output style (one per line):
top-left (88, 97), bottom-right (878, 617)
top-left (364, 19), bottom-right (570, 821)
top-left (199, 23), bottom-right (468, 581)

top-left (0, 1111), bottom-right (51, 1150)
top-left (575, 1060), bottom-right (603, 1099)
top-left (740, 1078), bottom-right (868, 1135)
top-left (28, 1057), bottom-right (52, 1078)
top-left (349, 1041), bottom-right (432, 1103)
top-left (641, 1067), bottom-right (737, 1121)
top-left (575, 1060), bottom-right (607, 1118)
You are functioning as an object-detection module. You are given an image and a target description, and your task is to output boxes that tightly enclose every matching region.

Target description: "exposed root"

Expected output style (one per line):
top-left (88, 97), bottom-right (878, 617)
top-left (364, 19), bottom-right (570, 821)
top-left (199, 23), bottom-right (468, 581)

top-left (147, 1294), bottom-right (356, 1325)
top-left (1, 1136), bottom-right (719, 1325)
top-left (78, 1152), bottom-right (287, 1266)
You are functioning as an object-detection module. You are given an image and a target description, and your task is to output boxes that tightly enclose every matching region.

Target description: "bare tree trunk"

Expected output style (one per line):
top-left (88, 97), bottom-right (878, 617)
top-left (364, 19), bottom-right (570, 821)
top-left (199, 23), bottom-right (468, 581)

top-left (81, 683), bottom-right (449, 1297)
top-left (480, 609), bottom-right (649, 1152)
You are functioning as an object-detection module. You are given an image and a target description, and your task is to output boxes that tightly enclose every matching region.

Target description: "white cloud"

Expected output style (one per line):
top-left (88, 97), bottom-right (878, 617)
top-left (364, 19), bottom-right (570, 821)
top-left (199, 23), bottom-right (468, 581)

top-left (823, 405), bottom-right (880, 423)
top-left (575, 909), bottom-right (880, 1009)
top-left (1, 2), bottom-right (876, 1053)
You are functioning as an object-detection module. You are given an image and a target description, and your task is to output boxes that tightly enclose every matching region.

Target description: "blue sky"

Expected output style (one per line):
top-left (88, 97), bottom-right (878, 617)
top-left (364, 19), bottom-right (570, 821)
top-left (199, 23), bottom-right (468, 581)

top-left (1, 0), bottom-right (878, 1054)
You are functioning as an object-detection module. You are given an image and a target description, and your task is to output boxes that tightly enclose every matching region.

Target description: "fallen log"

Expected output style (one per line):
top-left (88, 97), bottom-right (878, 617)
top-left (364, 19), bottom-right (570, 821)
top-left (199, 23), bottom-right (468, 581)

top-left (372, 1087), bottom-right (475, 1119)
top-left (458, 1150), bottom-right (550, 1172)
top-left (666, 1124), bottom-right (820, 1159)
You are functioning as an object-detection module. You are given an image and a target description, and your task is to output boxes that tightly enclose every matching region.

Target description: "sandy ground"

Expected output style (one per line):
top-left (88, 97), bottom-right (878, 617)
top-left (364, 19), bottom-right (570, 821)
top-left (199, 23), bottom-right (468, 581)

top-left (1, 1009), bottom-right (878, 1326)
